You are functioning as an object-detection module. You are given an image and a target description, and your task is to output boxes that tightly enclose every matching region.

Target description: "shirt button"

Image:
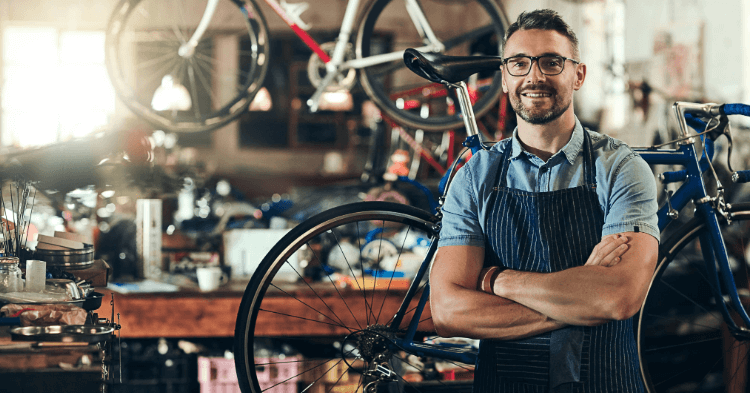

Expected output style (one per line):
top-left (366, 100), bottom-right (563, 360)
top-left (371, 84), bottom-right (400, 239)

top-left (540, 167), bottom-right (548, 173)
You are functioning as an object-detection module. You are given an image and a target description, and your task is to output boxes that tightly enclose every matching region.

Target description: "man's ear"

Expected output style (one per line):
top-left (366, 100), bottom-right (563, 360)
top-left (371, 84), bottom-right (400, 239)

top-left (573, 63), bottom-right (586, 91)
top-left (501, 69), bottom-right (508, 93)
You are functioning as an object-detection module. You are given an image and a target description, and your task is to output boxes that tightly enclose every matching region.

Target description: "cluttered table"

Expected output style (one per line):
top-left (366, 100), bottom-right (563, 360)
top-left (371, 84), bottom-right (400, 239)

top-left (98, 279), bottom-right (422, 338)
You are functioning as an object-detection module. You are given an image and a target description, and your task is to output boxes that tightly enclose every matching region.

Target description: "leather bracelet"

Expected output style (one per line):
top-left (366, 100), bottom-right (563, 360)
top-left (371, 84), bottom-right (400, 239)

top-left (480, 266), bottom-right (500, 293)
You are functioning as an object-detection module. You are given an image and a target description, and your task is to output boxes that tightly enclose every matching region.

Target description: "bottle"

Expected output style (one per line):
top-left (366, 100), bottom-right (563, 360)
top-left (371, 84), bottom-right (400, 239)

top-left (0, 257), bottom-right (22, 293)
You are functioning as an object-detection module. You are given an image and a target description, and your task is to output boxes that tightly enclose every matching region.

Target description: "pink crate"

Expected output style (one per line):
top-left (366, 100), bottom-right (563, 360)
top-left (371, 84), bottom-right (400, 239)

top-left (198, 357), bottom-right (238, 384)
top-left (200, 381), bottom-right (242, 393)
top-left (256, 356), bottom-right (301, 385)
top-left (261, 381), bottom-right (297, 393)
top-left (199, 355), bottom-right (300, 393)
top-left (199, 380), bottom-right (296, 393)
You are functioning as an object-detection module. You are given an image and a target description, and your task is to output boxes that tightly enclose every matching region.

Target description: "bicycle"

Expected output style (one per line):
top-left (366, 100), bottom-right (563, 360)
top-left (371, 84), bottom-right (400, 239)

top-left (104, 0), bottom-right (507, 134)
top-left (234, 48), bottom-right (750, 393)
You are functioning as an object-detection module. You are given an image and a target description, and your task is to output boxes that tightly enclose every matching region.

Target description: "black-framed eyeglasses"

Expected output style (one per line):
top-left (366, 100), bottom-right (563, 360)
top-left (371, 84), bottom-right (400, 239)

top-left (502, 55), bottom-right (580, 76)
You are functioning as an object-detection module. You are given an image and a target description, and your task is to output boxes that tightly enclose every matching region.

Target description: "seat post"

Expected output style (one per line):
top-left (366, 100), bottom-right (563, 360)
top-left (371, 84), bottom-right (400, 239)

top-left (452, 81), bottom-right (480, 137)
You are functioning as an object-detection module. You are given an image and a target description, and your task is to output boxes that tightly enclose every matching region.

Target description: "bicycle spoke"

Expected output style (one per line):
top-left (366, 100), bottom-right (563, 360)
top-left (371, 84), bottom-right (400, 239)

top-left (258, 308), bottom-right (350, 330)
top-left (642, 334), bottom-right (721, 353)
top-left (653, 354), bottom-right (721, 389)
top-left (321, 364), bottom-right (350, 393)
top-left (189, 56), bottom-right (219, 111)
top-left (642, 311), bottom-right (721, 332)
top-left (298, 358), bottom-right (349, 393)
top-left (187, 61), bottom-right (204, 119)
top-left (722, 339), bottom-right (750, 389)
top-left (659, 278), bottom-right (724, 325)
top-left (309, 241), bottom-right (365, 331)
top-left (284, 255), bottom-right (353, 331)
top-left (268, 347), bottom-right (361, 393)
top-left (376, 225), bottom-right (412, 324)
top-left (136, 57), bottom-right (183, 103)
top-left (135, 50), bottom-right (181, 71)
top-left (354, 221), bottom-right (370, 325)
top-left (367, 222), bottom-right (386, 323)
top-left (329, 229), bottom-right (372, 318)
top-left (692, 356), bottom-right (723, 392)
top-left (172, 0), bottom-right (189, 44)
top-left (268, 282), bottom-right (353, 333)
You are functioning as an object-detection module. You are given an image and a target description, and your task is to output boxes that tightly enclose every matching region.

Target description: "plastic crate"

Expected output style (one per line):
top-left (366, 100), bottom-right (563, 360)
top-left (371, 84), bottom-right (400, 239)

top-left (198, 356), bottom-right (300, 393)
top-left (255, 356), bottom-right (301, 387)
top-left (198, 357), bottom-right (238, 384)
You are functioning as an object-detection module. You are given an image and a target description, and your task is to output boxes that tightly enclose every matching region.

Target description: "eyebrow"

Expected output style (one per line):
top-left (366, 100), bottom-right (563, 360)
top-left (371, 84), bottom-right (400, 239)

top-left (505, 52), bottom-right (566, 58)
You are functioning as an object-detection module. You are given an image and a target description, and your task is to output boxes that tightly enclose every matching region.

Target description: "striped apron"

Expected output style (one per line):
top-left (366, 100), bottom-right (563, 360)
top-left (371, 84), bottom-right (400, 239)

top-left (473, 130), bottom-right (644, 393)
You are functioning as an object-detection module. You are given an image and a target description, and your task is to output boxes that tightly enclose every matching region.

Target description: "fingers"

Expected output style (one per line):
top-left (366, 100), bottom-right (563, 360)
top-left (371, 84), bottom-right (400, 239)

top-left (585, 234), bottom-right (630, 267)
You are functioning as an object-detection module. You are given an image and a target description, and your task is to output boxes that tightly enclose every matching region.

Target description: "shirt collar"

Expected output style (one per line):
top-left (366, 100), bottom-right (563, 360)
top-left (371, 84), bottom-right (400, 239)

top-left (509, 117), bottom-right (584, 165)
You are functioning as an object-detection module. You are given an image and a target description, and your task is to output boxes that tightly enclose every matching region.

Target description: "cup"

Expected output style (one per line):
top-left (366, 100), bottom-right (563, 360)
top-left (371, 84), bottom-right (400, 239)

top-left (196, 266), bottom-right (228, 292)
top-left (26, 259), bottom-right (46, 292)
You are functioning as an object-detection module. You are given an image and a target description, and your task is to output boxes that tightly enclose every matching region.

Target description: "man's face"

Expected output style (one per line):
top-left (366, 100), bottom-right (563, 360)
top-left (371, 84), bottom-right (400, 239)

top-left (501, 29), bottom-right (585, 125)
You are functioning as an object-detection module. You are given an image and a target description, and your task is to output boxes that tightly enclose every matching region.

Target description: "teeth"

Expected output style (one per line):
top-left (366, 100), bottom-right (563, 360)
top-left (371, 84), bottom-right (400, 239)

top-left (523, 93), bottom-right (551, 98)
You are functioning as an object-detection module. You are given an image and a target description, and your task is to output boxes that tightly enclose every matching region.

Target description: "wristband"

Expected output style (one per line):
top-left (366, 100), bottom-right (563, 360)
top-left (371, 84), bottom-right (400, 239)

top-left (480, 266), bottom-right (501, 293)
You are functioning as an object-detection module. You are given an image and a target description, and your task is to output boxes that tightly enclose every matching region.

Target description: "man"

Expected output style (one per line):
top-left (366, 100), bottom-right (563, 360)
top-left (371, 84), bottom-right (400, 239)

top-left (429, 9), bottom-right (658, 393)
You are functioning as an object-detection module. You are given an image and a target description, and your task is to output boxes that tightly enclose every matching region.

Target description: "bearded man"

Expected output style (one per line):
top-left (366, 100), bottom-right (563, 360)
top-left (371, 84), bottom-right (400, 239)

top-left (429, 9), bottom-right (658, 393)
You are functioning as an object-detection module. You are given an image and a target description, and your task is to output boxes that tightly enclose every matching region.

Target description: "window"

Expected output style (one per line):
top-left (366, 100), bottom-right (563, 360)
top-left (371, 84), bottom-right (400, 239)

top-left (1, 26), bottom-right (115, 148)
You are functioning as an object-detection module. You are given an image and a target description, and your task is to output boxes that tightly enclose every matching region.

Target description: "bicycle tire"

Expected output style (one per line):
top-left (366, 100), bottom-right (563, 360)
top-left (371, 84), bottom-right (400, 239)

top-left (234, 202), bottom-right (475, 393)
top-left (637, 203), bottom-right (750, 392)
top-left (357, 0), bottom-right (507, 132)
top-left (105, 0), bottom-right (270, 133)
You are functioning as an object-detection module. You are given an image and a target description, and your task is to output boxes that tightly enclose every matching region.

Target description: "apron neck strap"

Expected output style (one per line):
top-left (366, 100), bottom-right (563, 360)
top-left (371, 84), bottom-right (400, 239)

top-left (496, 127), bottom-right (597, 188)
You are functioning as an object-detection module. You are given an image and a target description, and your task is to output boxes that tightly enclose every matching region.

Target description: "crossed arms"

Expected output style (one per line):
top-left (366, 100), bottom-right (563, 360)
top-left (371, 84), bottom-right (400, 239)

top-left (428, 232), bottom-right (658, 340)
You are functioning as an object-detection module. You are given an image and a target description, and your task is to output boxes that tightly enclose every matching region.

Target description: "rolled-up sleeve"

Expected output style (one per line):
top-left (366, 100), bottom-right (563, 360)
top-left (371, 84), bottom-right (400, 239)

top-left (602, 152), bottom-right (660, 242)
top-left (439, 162), bottom-right (486, 248)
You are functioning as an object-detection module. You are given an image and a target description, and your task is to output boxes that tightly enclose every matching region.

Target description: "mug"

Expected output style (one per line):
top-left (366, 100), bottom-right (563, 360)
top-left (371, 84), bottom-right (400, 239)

top-left (196, 266), bottom-right (229, 292)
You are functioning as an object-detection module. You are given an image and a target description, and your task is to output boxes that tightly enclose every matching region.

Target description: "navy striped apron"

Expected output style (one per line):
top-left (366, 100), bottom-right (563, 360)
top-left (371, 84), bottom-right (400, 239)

top-left (473, 130), bottom-right (644, 393)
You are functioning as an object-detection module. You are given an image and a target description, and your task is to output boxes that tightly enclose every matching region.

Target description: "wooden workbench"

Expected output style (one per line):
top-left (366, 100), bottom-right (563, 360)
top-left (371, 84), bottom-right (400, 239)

top-left (96, 279), bottom-right (431, 339)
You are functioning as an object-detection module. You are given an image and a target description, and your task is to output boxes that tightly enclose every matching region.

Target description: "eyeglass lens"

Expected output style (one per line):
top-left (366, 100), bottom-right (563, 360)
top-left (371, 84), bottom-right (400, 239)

top-left (505, 56), bottom-right (566, 76)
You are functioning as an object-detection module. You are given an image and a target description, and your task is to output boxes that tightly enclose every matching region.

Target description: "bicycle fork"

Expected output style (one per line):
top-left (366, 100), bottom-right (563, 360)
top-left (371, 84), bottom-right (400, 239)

top-left (695, 202), bottom-right (750, 340)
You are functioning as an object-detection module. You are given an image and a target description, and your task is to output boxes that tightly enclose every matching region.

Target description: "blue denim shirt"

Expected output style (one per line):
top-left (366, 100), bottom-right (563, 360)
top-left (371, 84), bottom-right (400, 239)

top-left (439, 117), bottom-right (659, 248)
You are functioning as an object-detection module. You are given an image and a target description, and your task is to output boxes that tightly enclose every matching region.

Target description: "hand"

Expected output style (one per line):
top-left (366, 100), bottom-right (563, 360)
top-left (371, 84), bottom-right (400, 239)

top-left (585, 234), bottom-right (630, 267)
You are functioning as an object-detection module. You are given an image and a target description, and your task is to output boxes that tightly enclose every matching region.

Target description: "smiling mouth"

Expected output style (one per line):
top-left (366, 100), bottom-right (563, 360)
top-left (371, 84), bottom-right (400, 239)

top-left (522, 92), bottom-right (552, 98)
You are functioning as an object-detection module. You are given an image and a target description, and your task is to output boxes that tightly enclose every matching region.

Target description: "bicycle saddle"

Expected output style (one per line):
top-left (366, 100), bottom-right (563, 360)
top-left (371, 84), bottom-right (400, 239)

top-left (403, 48), bottom-right (503, 84)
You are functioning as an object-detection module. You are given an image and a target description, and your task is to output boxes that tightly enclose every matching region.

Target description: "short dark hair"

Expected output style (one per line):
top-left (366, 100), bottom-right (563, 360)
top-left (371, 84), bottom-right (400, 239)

top-left (502, 9), bottom-right (580, 60)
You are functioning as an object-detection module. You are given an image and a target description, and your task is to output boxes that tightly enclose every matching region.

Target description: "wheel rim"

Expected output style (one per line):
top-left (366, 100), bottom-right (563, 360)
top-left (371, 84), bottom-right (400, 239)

top-left (105, 0), bottom-right (269, 133)
top-left (237, 205), bottom-right (474, 393)
top-left (357, 0), bottom-right (505, 132)
top-left (638, 209), bottom-right (750, 392)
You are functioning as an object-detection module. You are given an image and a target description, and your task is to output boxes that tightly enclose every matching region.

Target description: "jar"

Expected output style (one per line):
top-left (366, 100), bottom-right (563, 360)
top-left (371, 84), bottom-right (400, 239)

top-left (0, 256), bottom-right (22, 293)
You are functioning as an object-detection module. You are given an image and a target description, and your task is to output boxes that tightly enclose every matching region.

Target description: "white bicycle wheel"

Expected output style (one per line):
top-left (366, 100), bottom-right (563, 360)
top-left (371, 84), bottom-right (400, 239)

top-left (105, 0), bottom-right (270, 133)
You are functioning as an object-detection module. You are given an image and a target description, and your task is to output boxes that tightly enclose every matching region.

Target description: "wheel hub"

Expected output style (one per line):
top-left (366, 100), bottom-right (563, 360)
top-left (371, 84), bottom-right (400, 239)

top-left (350, 324), bottom-right (396, 362)
top-left (307, 42), bottom-right (357, 91)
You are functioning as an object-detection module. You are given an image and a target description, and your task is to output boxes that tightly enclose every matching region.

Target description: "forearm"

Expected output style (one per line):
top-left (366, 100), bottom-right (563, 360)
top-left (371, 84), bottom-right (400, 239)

top-left (431, 282), bottom-right (566, 340)
top-left (493, 266), bottom-right (620, 325)
top-left (493, 232), bottom-right (658, 325)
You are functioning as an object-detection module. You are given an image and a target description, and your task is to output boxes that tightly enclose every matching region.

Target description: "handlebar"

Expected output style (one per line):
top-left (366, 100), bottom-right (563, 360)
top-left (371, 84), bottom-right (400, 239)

top-left (662, 102), bottom-right (750, 185)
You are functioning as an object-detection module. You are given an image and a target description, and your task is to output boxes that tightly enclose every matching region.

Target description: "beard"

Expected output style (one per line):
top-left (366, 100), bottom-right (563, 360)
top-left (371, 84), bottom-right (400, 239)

top-left (509, 85), bottom-right (571, 125)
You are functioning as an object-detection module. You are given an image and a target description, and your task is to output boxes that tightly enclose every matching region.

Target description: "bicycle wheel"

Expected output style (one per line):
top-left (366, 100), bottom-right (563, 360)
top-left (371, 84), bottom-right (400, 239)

top-left (105, 0), bottom-right (270, 133)
top-left (637, 203), bottom-right (750, 392)
top-left (235, 202), bottom-right (475, 393)
top-left (357, 0), bottom-right (506, 132)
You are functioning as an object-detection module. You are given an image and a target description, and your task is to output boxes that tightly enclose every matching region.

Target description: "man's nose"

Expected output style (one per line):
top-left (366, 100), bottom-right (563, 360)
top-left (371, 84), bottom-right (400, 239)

top-left (526, 61), bottom-right (546, 83)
